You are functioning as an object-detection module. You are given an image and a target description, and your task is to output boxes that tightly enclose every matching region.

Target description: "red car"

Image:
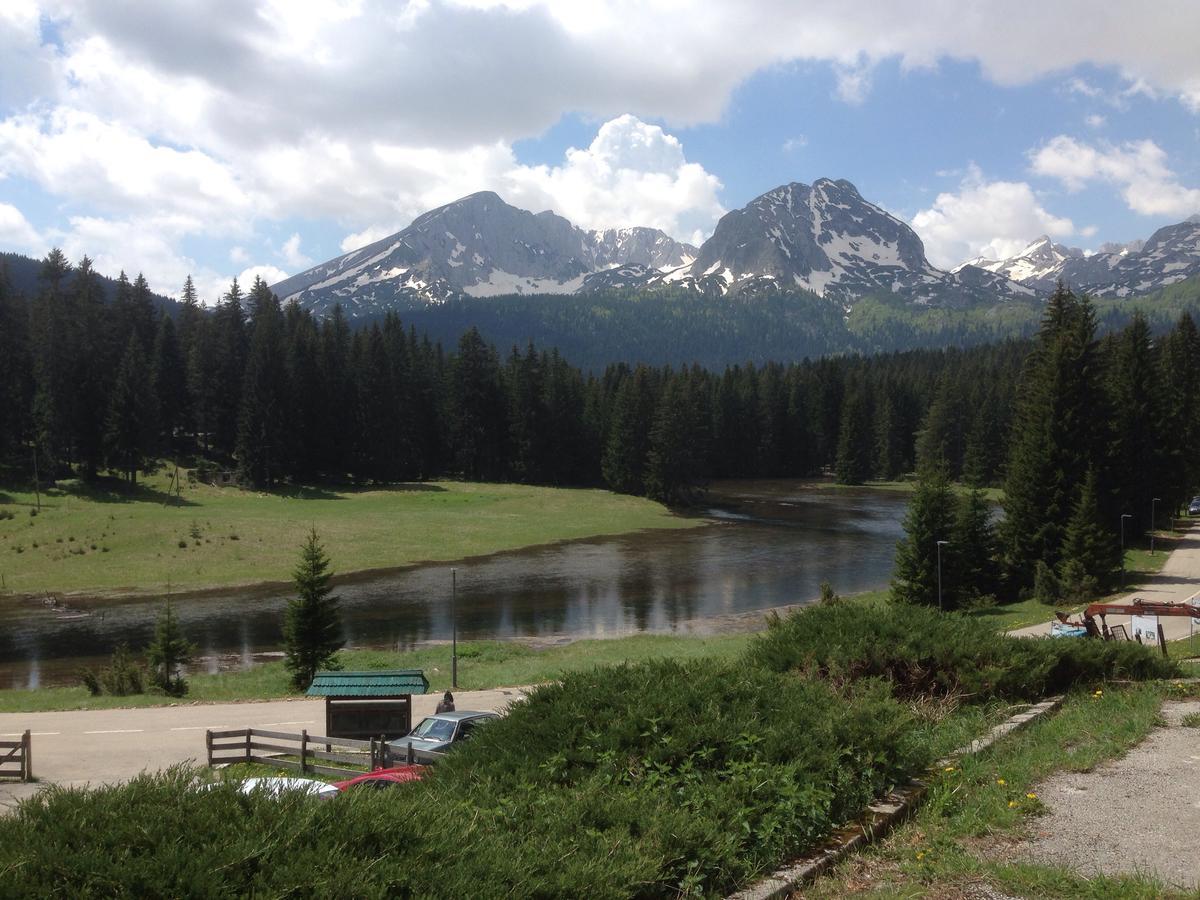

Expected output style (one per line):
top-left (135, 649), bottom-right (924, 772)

top-left (333, 765), bottom-right (426, 792)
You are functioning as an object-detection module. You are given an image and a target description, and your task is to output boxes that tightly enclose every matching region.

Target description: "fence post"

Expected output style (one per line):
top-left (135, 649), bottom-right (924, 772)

top-left (244, 728), bottom-right (252, 763)
top-left (22, 730), bottom-right (31, 782)
top-left (301, 730), bottom-right (309, 774)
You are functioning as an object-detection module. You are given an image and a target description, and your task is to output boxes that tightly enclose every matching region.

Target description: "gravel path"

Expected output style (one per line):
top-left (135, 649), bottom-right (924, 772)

top-left (1019, 699), bottom-right (1200, 889)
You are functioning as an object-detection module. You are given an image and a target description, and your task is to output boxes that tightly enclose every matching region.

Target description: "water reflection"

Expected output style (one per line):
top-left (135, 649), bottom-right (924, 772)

top-left (0, 482), bottom-right (909, 688)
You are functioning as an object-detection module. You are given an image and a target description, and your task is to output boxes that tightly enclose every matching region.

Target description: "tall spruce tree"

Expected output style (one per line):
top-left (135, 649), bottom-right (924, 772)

top-left (104, 334), bottom-right (157, 485)
top-left (601, 366), bottom-right (657, 494)
top-left (236, 284), bottom-right (287, 487)
top-left (834, 378), bottom-right (873, 484)
top-left (644, 375), bottom-right (706, 504)
top-left (448, 327), bottom-right (507, 480)
top-left (284, 529), bottom-right (344, 690)
top-left (1058, 467), bottom-right (1122, 603)
top-left (145, 601), bottom-right (196, 697)
top-left (1001, 284), bottom-right (1103, 592)
top-left (892, 462), bottom-right (957, 608)
top-left (949, 483), bottom-right (1000, 605)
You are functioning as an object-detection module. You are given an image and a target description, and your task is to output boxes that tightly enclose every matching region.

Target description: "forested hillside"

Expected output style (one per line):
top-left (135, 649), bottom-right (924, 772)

top-left (1, 252), bottom-right (1197, 564)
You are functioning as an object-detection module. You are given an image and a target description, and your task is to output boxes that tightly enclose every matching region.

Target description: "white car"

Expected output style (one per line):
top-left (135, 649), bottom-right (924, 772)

top-left (1189, 497), bottom-right (1200, 516)
top-left (198, 776), bottom-right (339, 799)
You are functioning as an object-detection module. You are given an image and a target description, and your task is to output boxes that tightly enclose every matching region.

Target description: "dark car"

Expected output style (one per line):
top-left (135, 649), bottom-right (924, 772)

top-left (386, 710), bottom-right (499, 757)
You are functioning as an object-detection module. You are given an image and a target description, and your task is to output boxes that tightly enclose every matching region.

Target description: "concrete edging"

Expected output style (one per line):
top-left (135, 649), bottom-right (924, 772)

top-left (728, 695), bottom-right (1066, 900)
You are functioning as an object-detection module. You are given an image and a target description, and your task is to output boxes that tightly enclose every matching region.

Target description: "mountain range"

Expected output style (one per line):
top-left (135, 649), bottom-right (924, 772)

top-left (954, 215), bottom-right (1200, 297)
top-left (272, 178), bottom-right (1039, 317)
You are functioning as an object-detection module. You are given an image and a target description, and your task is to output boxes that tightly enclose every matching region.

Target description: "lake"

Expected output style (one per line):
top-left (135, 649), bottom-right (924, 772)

top-left (0, 481), bottom-right (910, 688)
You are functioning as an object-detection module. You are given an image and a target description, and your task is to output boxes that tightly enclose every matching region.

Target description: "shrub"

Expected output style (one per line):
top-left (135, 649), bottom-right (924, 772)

top-left (79, 644), bottom-right (146, 696)
top-left (747, 602), bottom-right (1177, 702)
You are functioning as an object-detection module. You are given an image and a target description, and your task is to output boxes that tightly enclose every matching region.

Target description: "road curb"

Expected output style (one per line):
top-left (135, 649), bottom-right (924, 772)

top-left (728, 695), bottom-right (1065, 900)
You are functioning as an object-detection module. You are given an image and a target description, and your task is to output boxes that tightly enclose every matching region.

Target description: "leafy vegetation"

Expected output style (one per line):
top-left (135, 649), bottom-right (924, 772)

top-left (0, 602), bottom-right (1176, 897)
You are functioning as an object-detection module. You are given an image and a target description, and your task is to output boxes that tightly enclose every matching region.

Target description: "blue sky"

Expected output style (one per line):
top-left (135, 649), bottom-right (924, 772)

top-left (2, 1), bottom-right (1199, 301)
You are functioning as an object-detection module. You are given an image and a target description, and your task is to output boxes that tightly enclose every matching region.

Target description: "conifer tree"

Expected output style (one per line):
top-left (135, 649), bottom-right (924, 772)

top-left (284, 529), bottom-right (344, 690)
top-left (1107, 313), bottom-right (1162, 533)
top-left (449, 327), bottom-right (507, 480)
top-left (104, 334), bottom-right (157, 485)
top-left (644, 375), bottom-right (706, 504)
top-left (236, 288), bottom-right (287, 487)
top-left (152, 315), bottom-right (187, 452)
top-left (1001, 284), bottom-right (1103, 591)
top-left (601, 366), bottom-right (657, 494)
top-left (834, 379), bottom-right (873, 484)
top-left (1058, 467), bottom-right (1122, 603)
top-left (145, 600), bottom-right (196, 697)
top-left (892, 462), bottom-right (957, 608)
top-left (950, 483), bottom-right (999, 605)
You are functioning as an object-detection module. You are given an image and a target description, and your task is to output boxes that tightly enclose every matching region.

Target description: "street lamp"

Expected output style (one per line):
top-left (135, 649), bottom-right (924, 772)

top-left (936, 540), bottom-right (950, 612)
top-left (451, 567), bottom-right (458, 689)
top-left (1151, 498), bottom-right (1161, 555)
top-left (1120, 514), bottom-right (1132, 579)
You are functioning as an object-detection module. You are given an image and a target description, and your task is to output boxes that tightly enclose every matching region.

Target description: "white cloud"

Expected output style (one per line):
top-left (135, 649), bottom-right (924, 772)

top-left (0, 201), bottom-right (43, 251)
top-left (502, 114), bottom-right (724, 239)
top-left (1086, 114), bottom-right (1106, 129)
top-left (911, 165), bottom-right (1076, 268)
top-left (1029, 135), bottom-right (1200, 217)
top-left (833, 62), bottom-right (872, 105)
top-left (229, 246), bottom-right (249, 264)
top-left (280, 233), bottom-right (311, 268)
top-left (782, 135), bottom-right (808, 153)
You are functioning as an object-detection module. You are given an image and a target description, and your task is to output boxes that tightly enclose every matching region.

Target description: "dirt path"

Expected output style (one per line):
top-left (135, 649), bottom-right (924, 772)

top-left (0, 685), bottom-right (530, 810)
top-left (1012, 522), bottom-right (1200, 641)
top-left (1018, 699), bottom-right (1200, 889)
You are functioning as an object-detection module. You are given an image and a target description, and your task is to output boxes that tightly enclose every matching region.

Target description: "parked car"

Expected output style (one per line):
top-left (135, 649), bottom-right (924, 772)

top-left (1189, 497), bottom-right (1200, 516)
top-left (333, 765), bottom-right (425, 792)
top-left (208, 776), bottom-right (339, 800)
top-left (386, 710), bottom-right (499, 757)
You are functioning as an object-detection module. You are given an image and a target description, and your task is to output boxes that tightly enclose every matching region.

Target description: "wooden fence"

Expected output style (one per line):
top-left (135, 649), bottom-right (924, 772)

top-left (0, 730), bottom-right (32, 782)
top-left (205, 728), bottom-right (444, 777)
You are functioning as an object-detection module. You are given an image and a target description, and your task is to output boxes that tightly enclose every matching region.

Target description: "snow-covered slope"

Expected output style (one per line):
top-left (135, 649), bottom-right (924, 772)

top-left (274, 180), bottom-right (1033, 318)
top-left (624, 179), bottom-right (1032, 306)
top-left (271, 192), bottom-right (698, 316)
top-left (953, 217), bottom-right (1200, 296)
top-left (954, 236), bottom-right (1084, 287)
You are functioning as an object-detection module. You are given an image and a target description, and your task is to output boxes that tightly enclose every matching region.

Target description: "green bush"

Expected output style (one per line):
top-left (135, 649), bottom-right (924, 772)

top-left (0, 662), bottom-right (934, 898)
top-left (748, 602), bottom-right (1178, 702)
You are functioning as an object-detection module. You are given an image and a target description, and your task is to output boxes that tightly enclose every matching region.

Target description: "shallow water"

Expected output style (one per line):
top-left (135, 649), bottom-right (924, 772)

top-left (0, 481), bottom-right (909, 688)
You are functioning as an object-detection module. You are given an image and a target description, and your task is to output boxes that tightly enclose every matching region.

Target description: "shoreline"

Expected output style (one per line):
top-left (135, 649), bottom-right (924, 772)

top-left (0, 514), bottom-right (718, 608)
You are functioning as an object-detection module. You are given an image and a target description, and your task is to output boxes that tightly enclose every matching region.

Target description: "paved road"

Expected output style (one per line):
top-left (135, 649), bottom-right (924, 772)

top-left (1013, 521), bottom-right (1200, 641)
top-left (0, 686), bottom-right (529, 810)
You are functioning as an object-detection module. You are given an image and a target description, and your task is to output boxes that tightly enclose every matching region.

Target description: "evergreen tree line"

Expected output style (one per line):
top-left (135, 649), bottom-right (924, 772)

top-left (893, 285), bottom-right (1200, 609)
top-left (1, 255), bottom-right (1197, 553)
top-left (0, 250), bottom-right (1029, 502)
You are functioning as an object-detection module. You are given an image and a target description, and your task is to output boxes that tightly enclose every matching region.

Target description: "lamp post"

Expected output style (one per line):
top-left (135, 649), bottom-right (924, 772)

top-left (936, 540), bottom-right (949, 612)
top-left (1120, 514), bottom-right (1132, 580)
top-left (451, 567), bottom-right (458, 689)
top-left (1151, 498), bottom-right (1161, 555)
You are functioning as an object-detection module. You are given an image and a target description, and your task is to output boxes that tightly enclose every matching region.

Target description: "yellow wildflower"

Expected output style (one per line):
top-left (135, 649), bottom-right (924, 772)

top-left (1026, 792), bottom-right (1037, 800)
top-left (996, 778), bottom-right (1006, 786)
top-left (1008, 800), bottom-right (1018, 808)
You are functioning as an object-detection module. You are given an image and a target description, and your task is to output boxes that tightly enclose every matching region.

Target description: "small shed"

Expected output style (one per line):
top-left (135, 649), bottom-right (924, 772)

top-left (306, 669), bottom-right (429, 741)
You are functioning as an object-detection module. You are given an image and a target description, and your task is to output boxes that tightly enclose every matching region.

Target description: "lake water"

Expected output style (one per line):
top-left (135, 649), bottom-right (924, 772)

top-left (0, 481), bottom-right (909, 689)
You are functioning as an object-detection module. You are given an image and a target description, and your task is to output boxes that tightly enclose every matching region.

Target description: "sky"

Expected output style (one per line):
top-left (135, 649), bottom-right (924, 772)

top-left (2, 0), bottom-right (1200, 303)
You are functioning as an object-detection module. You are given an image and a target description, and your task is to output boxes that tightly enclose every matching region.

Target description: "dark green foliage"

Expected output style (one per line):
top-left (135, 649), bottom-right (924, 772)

top-left (644, 374), bottom-right (707, 504)
top-left (749, 602), bottom-right (1178, 702)
top-left (78, 643), bottom-right (146, 696)
top-left (235, 279), bottom-right (288, 487)
top-left (448, 327), bottom-right (507, 480)
top-left (1001, 284), bottom-right (1105, 590)
top-left (145, 601), bottom-right (196, 696)
top-left (104, 334), bottom-right (157, 484)
top-left (284, 529), bottom-right (344, 690)
top-left (949, 484), bottom-right (1000, 605)
top-left (891, 463), bottom-right (956, 608)
top-left (834, 378), bottom-right (873, 484)
top-left (1058, 467), bottom-right (1122, 602)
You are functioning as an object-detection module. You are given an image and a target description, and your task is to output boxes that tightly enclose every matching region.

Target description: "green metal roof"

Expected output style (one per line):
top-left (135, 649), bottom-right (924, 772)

top-left (306, 669), bottom-right (429, 697)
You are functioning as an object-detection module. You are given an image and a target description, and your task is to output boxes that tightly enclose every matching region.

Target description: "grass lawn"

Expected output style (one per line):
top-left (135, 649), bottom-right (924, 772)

top-left (805, 682), bottom-right (1182, 899)
top-left (0, 633), bottom-right (754, 713)
top-left (0, 468), bottom-right (696, 597)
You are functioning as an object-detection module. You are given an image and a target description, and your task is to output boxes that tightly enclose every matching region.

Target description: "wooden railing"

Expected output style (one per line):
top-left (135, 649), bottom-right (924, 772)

top-left (0, 730), bottom-right (32, 782)
top-left (205, 728), bottom-right (445, 777)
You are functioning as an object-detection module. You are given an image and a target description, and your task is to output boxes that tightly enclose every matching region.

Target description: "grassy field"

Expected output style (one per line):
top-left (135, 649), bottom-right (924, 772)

top-left (0, 633), bottom-right (754, 713)
top-left (0, 469), bottom-right (696, 597)
top-left (829, 479), bottom-right (1005, 502)
top-left (806, 682), bottom-right (1180, 899)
